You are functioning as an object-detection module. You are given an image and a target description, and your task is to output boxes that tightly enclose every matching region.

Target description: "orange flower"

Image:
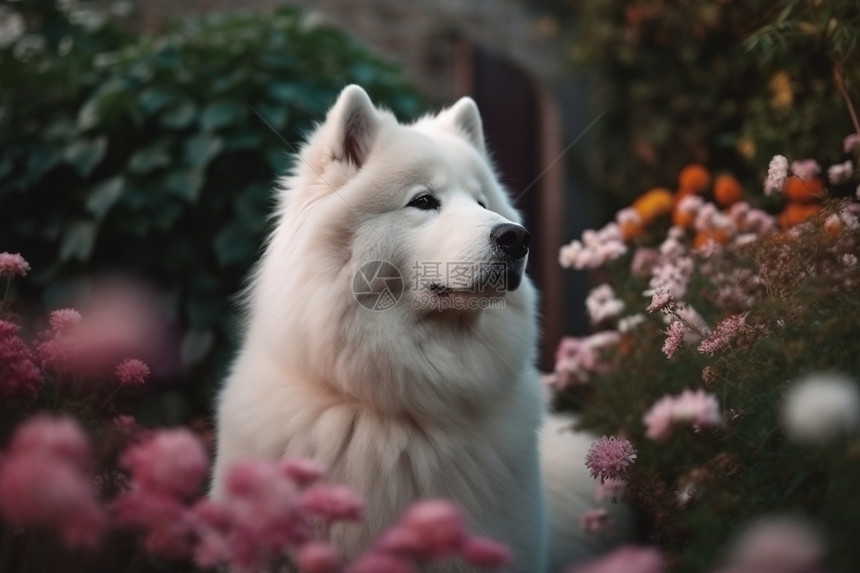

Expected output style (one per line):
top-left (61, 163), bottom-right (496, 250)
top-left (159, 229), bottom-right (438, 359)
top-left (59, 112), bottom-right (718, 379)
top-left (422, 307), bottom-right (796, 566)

top-left (672, 205), bottom-right (696, 228)
top-left (779, 202), bottom-right (821, 229)
top-left (633, 187), bottom-right (674, 223)
top-left (784, 176), bottom-right (825, 203)
top-left (693, 229), bottom-right (730, 249)
top-left (713, 175), bottom-right (743, 207)
top-left (678, 164), bottom-right (711, 194)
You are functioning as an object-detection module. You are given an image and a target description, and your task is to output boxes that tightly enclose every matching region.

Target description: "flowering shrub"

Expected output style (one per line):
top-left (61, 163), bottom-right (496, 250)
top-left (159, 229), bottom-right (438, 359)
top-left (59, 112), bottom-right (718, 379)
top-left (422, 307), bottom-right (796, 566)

top-left (553, 136), bottom-right (860, 571)
top-left (0, 257), bottom-right (512, 572)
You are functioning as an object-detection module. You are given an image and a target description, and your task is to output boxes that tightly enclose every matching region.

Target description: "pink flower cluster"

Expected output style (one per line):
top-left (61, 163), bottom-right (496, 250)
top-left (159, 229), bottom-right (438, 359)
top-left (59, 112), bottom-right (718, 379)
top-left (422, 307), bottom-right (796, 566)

top-left (643, 389), bottom-right (723, 441)
top-left (551, 331), bottom-right (621, 388)
top-left (559, 222), bottom-right (628, 270)
top-left (567, 545), bottom-right (665, 573)
top-left (586, 284), bottom-right (626, 324)
top-left (698, 313), bottom-right (754, 355)
top-left (585, 436), bottom-right (637, 484)
top-left (0, 320), bottom-right (43, 399)
top-left (0, 416), bottom-right (106, 549)
top-left (0, 251), bottom-right (30, 278)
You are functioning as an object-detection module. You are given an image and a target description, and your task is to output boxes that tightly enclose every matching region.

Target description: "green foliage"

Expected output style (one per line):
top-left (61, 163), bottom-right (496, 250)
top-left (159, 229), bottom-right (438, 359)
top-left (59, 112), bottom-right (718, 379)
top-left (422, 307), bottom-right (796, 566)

top-left (0, 2), bottom-right (423, 405)
top-left (546, 0), bottom-right (859, 220)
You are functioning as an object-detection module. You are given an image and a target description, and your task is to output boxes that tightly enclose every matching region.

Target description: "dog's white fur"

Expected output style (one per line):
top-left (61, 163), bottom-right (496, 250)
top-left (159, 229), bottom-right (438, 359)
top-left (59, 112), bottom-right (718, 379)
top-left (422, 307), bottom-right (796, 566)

top-left (212, 85), bottom-right (624, 571)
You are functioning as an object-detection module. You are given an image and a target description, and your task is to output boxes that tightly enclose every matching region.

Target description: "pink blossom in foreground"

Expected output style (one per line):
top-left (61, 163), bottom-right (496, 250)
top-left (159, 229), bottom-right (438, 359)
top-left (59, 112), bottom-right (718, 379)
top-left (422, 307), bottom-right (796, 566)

top-left (764, 155), bottom-right (789, 195)
top-left (662, 320), bottom-right (685, 359)
top-left (49, 308), bottom-right (82, 333)
top-left (296, 541), bottom-right (342, 573)
top-left (567, 545), bottom-right (665, 573)
top-left (0, 416), bottom-right (104, 550)
top-left (647, 287), bottom-right (674, 313)
top-left (346, 552), bottom-right (414, 573)
top-left (580, 508), bottom-right (612, 535)
top-left (300, 484), bottom-right (365, 522)
top-left (462, 536), bottom-right (514, 568)
top-left (121, 428), bottom-right (209, 498)
top-left (115, 358), bottom-right (151, 385)
top-left (113, 488), bottom-right (196, 559)
top-left (716, 517), bottom-right (825, 573)
top-left (553, 331), bottom-right (621, 388)
top-left (0, 320), bottom-right (43, 399)
top-left (399, 499), bottom-right (467, 558)
top-left (585, 436), bottom-right (637, 484)
top-left (0, 252), bottom-right (30, 278)
top-left (644, 389), bottom-right (723, 440)
top-left (280, 458), bottom-right (328, 485)
top-left (9, 415), bottom-right (91, 470)
top-left (560, 223), bottom-right (628, 270)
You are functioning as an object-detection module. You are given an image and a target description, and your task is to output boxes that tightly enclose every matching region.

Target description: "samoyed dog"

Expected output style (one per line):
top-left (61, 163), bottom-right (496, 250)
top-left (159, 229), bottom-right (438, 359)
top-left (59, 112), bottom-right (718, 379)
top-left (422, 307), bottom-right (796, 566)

top-left (212, 85), bottom-right (629, 571)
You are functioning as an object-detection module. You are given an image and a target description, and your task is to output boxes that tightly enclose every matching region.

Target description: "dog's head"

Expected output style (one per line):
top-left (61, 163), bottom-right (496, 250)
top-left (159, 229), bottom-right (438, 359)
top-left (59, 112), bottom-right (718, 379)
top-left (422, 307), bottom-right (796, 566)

top-left (277, 85), bottom-right (532, 316)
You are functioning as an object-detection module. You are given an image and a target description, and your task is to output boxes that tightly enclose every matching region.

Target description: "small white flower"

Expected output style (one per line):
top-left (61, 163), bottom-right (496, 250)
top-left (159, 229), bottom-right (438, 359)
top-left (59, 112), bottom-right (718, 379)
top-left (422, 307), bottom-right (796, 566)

top-left (827, 160), bottom-right (853, 185)
top-left (782, 372), bottom-right (860, 444)
top-left (765, 155), bottom-right (789, 196)
top-left (586, 284), bottom-right (625, 324)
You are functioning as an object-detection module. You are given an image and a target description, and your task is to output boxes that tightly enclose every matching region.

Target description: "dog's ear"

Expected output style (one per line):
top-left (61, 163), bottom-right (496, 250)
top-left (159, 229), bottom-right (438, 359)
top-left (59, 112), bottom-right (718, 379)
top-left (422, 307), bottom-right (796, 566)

top-left (326, 85), bottom-right (380, 168)
top-left (437, 97), bottom-right (486, 155)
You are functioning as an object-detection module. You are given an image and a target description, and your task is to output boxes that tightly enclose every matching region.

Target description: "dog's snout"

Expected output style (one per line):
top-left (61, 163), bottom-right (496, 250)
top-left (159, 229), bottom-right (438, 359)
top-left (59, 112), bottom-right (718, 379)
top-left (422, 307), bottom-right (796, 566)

top-left (491, 223), bottom-right (530, 259)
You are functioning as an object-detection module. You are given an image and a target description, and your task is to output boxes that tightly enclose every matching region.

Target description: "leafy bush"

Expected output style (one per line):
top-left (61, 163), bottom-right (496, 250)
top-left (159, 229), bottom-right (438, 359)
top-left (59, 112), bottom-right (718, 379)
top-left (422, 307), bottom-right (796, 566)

top-left (542, 0), bottom-right (860, 220)
top-left (0, 2), bottom-right (423, 410)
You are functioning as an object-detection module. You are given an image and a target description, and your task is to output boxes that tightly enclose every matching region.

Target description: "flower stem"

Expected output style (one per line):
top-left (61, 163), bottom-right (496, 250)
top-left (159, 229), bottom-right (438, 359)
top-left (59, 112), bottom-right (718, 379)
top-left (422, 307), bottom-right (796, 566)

top-left (834, 63), bottom-right (860, 136)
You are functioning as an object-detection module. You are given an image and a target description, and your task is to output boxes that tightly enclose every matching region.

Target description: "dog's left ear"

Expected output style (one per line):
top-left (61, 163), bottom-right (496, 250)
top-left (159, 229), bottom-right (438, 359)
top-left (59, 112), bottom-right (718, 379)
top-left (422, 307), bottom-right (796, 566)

top-left (437, 97), bottom-right (486, 155)
top-left (326, 84), bottom-right (380, 168)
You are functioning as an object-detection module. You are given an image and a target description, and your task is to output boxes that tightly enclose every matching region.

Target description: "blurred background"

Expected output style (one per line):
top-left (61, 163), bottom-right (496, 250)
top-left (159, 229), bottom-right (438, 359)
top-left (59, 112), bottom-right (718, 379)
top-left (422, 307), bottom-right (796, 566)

top-left (1, 0), bottom-right (856, 426)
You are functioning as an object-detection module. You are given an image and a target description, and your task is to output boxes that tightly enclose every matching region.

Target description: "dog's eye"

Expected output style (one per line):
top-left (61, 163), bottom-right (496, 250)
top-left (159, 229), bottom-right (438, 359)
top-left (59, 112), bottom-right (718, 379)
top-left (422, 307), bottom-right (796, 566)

top-left (407, 193), bottom-right (441, 211)
top-left (477, 200), bottom-right (487, 209)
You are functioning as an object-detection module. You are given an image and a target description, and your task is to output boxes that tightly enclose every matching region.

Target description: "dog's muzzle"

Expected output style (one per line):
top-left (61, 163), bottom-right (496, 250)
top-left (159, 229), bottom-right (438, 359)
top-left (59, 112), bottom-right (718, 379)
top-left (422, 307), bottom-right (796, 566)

top-left (490, 223), bottom-right (529, 291)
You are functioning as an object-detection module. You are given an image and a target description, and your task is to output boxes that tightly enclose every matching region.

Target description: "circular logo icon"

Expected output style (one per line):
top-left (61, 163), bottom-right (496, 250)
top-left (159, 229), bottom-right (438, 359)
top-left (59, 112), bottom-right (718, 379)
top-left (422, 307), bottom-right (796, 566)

top-left (352, 260), bottom-right (403, 311)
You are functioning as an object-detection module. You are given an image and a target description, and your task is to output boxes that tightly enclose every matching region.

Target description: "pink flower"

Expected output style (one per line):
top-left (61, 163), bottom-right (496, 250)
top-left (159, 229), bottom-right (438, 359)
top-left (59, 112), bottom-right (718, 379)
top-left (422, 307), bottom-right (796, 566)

top-left (553, 332), bottom-right (620, 388)
top-left (300, 484), bottom-right (364, 522)
top-left (346, 552), bottom-right (414, 573)
top-left (0, 419), bottom-right (105, 550)
top-left (844, 133), bottom-right (860, 154)
top-left (643, 390), bottom-right (723, 440)
top-left (0, 320), bottom-right (43, 399)
top-left (121, 429), bottom-right (209, 498)
top-left (647, 287), bottom-right (674, 313)
top-left (790, 158), bottom-right (820, 181)
top-left (280, 458), bottom-right (327, 485)
top-left (462, 537), bottom-right (513, 568)
top-left (567, 545), bottom-right (665, 573)
top-left (584, 436), bottom-right (637, 484)
top-left (399, 499), bottom-right (467, 558)
top-left (764, 155), bottom-right (789, 195)
top-left (580, 508), bottom-right (612, 535)
top-left (113, 487), bottom-right (195, 559)
top-left (9, 416), bottom-right (91, 470)
top-left (697, 313), bottom-right (751, 355)
top-left (115, 358), bottom-right (151, 385)
top-left (0, 252), bottom-right (30, 278)
top-left (586, 284), bottom-right (625, 324)
top-left (296, 541), bottom-right (342, 573)
top-left (828, 160), bottom-right (853, 185)
top-left (48, 308), bottom-right (82, 334)
top-left (559, 223), bottom-right (628, 270)
top-left (631, 247), bottom-right (659, 278)
top-left (662, 320), bottom-right (685, 359)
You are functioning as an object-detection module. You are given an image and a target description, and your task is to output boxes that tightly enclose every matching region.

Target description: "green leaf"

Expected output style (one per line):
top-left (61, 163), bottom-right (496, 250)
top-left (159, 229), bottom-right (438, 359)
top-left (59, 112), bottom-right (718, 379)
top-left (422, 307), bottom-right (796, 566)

top-left (85, 176), bottom-right (125, 220)
top-left (139, 88), bottom-right (175, 115)
top-left (25, 146), bottom-right (60, 183)
top-left (62, 136), bottom-right (107, 177)
top-left (60, 220), bottom-right (97, 262)
top-left (200, 100), bottom-right (245, 131)
top-left (160, 100), bottom-right (197, 129)
top-left (212, 221), bottom-right (256, 266)
top-left (128, 144), bottom-right (172, 174)
top-left (184, 133), bottom-right (224, 167)
top-left (166, 168), bottom-right (205, 202)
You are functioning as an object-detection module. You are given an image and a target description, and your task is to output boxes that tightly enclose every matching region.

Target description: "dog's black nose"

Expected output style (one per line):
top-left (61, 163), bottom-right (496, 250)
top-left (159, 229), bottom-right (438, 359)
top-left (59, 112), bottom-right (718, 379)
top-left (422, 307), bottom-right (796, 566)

top-left (491, 223), bottom-right (530, 259)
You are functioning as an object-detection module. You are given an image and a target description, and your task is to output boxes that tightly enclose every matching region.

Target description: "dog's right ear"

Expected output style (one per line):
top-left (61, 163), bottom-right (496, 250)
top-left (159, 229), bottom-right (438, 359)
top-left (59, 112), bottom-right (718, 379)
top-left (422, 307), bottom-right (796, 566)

top-left (324, 85), bottom-right (380, 168)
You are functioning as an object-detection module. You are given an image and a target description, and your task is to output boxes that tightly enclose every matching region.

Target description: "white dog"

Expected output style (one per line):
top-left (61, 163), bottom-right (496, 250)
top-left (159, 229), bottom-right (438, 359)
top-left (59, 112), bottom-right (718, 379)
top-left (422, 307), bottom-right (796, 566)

top-left (212, 85), bottom-right (629, 572)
